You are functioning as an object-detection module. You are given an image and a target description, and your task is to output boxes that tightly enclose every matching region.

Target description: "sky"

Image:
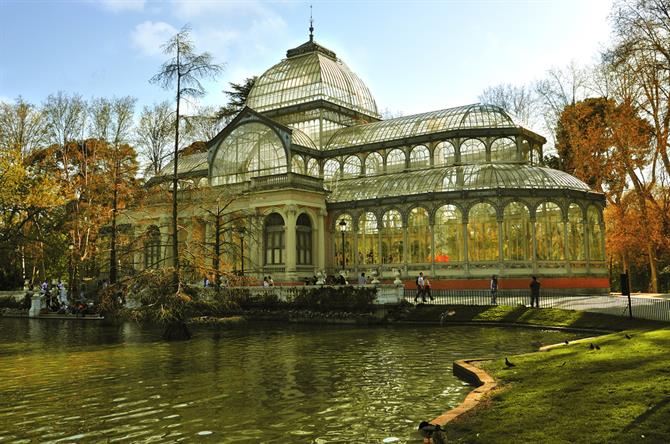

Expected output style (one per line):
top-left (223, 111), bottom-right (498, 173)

top-left (0, 0), bottom-right (614, 119)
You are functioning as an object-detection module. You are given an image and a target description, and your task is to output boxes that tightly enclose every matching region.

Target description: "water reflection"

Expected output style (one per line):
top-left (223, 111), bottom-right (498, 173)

top-left (0, 319), bottom-right (581, 443)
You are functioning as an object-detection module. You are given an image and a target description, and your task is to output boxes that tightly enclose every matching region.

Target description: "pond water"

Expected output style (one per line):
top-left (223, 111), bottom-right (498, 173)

top-left (0, 319), bottom-right (582, 443)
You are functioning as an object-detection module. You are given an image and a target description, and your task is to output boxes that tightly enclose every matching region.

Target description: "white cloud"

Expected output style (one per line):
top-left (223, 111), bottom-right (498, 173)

top-left (99, 0), bottom-right (146, 13)
top-left (131, 21), bottom-right (178, 56)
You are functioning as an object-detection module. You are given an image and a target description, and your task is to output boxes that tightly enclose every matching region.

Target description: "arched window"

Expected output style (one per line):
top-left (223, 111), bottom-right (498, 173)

top-left (323, 159), bottom-right (341, 181)
top-left (343, 155), bottom-right (362, 178)
top-left (296, 214), bottom-right (312, 265)
top-left (144, 225), bottom-right (161, 269)
top-left (460, 139), bottom-right (486, 164)
top-left (587, 205), bottom-right (605, 261)
top-left (334, 214), bottom-right (354, 269)
top-left (306, 158), bottom-right (320, 177)
top-left (211, 122), bottom-right (287, 184)
top-left (365, 152), bottom-right (383, 176)
top-left (435, 205), bottom-right (463, 262)
top-left (408, 207), bottom-right (430, 263)
top-left (468, 203), bottom-right (498, 261)
top-left (357, 212), bottom-right (379, 265)
top-left (291, 155), bottom-right (305, 174)
top-left (386, 149), bottom-right (406, 173)
top-left (381, 210), bottom-right (403, 264)
top-left (567, 204), bottom-right (585, 260)
top-left (503, 202), bottom-right (531, 260)
top-left (264, 213), bottom-right (285, 265)
top-left (434, 141), bottom-right (456, 166)
top-left (490, 137), bottom-right (517, 162)
top-left (409, 145), bottom-right (430, 169)
top-left (536, 202), bottom-right (564, 261)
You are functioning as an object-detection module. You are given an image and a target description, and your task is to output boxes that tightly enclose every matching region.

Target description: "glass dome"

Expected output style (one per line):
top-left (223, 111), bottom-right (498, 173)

top-left (325, 104), bottom-right (516, 150)
top-left (327, 164), bottom-right (591, 202)
top-left (246, 41), bottom-right (380, 119)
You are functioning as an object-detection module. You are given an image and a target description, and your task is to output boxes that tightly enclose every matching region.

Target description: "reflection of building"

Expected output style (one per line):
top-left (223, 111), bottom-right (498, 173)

top-left (121, 33), bottom-right (608, 293)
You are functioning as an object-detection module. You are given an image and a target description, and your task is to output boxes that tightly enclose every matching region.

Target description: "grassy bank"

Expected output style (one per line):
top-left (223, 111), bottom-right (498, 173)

top-left (402, 304), bottom-right (667, 331)
top-left (445, 327), bottom-right (670, 443)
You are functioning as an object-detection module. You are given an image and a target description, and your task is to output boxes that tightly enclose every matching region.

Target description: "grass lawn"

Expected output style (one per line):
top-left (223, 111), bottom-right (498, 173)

top-left (403, 304), bottom-right (667, 331)
top-left (407, 305), bottom-right (670, 443)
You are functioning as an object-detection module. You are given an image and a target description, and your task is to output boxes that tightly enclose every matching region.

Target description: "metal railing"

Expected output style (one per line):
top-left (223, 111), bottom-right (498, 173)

top-left (404, 288), bottom-right (670, 323)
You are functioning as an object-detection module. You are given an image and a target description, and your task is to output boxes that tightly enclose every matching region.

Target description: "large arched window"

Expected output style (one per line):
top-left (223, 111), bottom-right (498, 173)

top-left (264, 213), bottom-right (285, 265)
top-left (468, 203), bottom-right (498, 261)
top-left (357, 212), bottom-right (379, 265)
top-left (408, 207), bottom-right (430, 263)
top-left (490, 137), bottom-right (517, 162)
top-left (435, 205), bottom-right (463, 262)
top-left (144, 225), bottom-right (161, 269)
top-left (343, 155), bottom-right (362, 178)
top-left (334, 214), bottom-right (354, 268)
top-left (386, 149), bottom-right (406, 173)
top-left (323, 159), bottom-right (341, 181)
top-left (409, 145), bottom-right (430, 169)
top-left (306, 158), bottom-right (320, 177)
top-left (434, 141), bottom-right (456, 166)
top-left (587, 205), bottom-right (605, 261)
top-left (381, 210), bottom-right (403, 264)
top-left (365, 152), bottom-right (383, 176)
top-left (536, 202), bottom-right (564, 261)
top-left (567, 203), bottom-right (585, 260)
top-left (211, 122), bottom-right (287, 185)
top-left (503, 202), bottom-right (531, 260)
top-left (296, 213), bottom-right (312, 265)
top-left (460, 139), bottom-right (486, 164)
top-left (291, 155), bottom-right (305, 174)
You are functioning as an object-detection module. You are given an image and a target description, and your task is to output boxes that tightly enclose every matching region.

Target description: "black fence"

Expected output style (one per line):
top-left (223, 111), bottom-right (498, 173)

top-left (404, 288), bottom-right (670, 323)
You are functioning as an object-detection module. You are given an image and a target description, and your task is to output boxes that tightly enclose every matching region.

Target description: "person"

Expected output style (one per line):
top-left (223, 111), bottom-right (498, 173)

top-left (268, 276), bottom-right (274, 287)
top-left (58, 280), bottom-right (67, 304)
top-left (490, 275), bottom-right (498, 305)
top-left (337, 274), bottom-right (346, 285)
top-left (423, 275), bottom-right (433, 301)
top-left (414, 272), bottom-right (425, 303)
top-left (204, 277), bottom-right (210, 288)
top-left (530, 276), bottom-right (541, 308)
top-left (263, 276), bottom-right (270, 287)
top-left (358, 272), bottom-right (367, 285)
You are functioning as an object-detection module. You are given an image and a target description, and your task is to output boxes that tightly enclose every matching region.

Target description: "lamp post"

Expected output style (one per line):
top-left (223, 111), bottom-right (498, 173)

top-left (68, 243), bottom-right (74, 302)
top-left (237, 226), bottom-right (246, 276)
top-left (338, 219), bottom-right (347, 270)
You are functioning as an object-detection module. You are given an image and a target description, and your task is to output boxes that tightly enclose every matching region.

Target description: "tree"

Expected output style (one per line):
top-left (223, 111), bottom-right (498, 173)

top-left (216, 76), bottom-right (256, 122)
top-left (136, 101), bottom-right (174, 176)
top-left (182, 105), bottom-right (226, 146)
top-left (150, 25), bottom-right (224, 287)
top-left (478, 83), bottom-right (538, 128)
top-left (0, 97), bottom-right (48, 158)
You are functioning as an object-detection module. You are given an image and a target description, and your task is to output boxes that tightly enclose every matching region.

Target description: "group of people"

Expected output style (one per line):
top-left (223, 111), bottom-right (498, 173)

top-left (23, 279), bottom-right (91, 315)
top-left (414, 272), bottom-right (434, 303)
top-left (262, 276), bottom-right (275, 287)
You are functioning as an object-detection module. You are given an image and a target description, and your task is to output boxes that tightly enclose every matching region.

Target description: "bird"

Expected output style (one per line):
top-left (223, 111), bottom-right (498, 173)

top-left (559, 361), bottom-right (566, 367)
top-left (505, 357), bottom-right (515, 368)
top-left (589, 343), bottom-right (596, 350)
top-left (564, 340), bottom-right (569, 345)
top-left (625, 334), bottom-right (632, 339)
top-left (595, 344), bottom-right (601, 350)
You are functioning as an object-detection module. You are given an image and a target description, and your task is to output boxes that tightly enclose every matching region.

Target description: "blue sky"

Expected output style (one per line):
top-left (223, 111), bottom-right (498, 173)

top-left (0, 0), bottom-right (613, 116)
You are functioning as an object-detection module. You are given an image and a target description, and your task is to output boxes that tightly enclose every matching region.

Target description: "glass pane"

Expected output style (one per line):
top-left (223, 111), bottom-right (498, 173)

top-left (357, 212), bottom-right (379, 265)
top-left (503, 202), bottom-right (531, 260)
top-left (334, 214), bottom-right (354, 268)
top-left (408, 207), bottom-right (430, 263)
top-left (587, 205), bottom-right (604, 260)
top-left (381, 210), bottom-right (403, 264)
top-left (409, 145), bottom-right (430, 169)
top-left (536, 202), bottom-right (564, 261)
top-left (435, 205), bottom-right (463, 262)
top-left (460, 139), bottom-right (487, 164)
top-left (568, 203), bottom-right (585, 260)
top-left (365, 152), bottom-right (383, 176)
top-left (468, 203), bottom-right (498, 261)
top-left (386, 149), bottom-right (406, 173)
top-left (490, 137), bottom-right (517, 162)
top-left (343, 155), bottom-right (361, 178)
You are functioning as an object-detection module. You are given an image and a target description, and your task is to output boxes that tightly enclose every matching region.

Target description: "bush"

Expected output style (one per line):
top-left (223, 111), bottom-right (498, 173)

top-left (0, 296), bottom-right (22, 310)
top-left (290, 286), bottom-right (377, 313)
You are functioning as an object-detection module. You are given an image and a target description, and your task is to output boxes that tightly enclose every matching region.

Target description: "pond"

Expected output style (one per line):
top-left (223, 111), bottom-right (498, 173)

top-left (0, 319), bottom-right (582, 443)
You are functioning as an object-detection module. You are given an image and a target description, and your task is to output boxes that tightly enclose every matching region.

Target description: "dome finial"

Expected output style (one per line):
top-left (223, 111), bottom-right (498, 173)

top-left (309, 5), bottom-right (314, 42)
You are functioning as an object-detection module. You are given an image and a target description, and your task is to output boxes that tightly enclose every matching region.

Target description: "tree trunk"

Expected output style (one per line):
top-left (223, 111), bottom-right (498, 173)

top-left (214, 214), bottom-right (221, 289)
top-left (171, 56), bottom-right (181, 289)
top-left (647, 243), bottom-right (658, 293)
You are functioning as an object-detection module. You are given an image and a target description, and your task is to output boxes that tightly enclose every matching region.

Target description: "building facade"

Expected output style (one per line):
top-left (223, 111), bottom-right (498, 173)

top-left (121, 36), bottom-right (608, 293)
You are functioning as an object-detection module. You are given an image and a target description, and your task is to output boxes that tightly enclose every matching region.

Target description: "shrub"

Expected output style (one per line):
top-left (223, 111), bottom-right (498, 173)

top-left (0, 296), bottom-right (22, 310)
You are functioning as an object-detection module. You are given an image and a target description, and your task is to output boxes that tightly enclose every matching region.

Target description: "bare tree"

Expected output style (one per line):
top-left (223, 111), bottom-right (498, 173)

top-left (136, 101), bottom-right (175, 176)
top-left (43, 91), bottom-right (88, 149)
top-left (150, 25), bottom-right (224, 286)
top-left (183, 105), bottom-right (226, 145)
top-left (478, 83), bottom-right (538, 128)
top-left (0, 97), bottom-right (48, 158)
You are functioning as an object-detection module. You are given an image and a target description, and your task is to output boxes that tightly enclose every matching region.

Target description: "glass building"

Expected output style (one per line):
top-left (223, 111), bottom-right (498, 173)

top-left (128, 35), bottom-right (608, 293)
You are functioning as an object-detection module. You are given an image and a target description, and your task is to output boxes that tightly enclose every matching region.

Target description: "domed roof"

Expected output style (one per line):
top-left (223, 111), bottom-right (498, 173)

top-left (246, 40), bottom-right (379, 119)
top-left (327, 164), bottom-right (591, 203)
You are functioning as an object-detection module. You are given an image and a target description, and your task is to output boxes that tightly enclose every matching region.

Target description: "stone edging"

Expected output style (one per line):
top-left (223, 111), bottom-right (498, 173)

top-left (430, 359), bottom-right (496, 426)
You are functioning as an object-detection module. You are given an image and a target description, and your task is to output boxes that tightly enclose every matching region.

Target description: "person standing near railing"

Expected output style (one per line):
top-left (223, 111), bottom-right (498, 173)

top-left (490, 275), bottom-right (498, 305)
top-left (530, 276), bottom-right (541, 308)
